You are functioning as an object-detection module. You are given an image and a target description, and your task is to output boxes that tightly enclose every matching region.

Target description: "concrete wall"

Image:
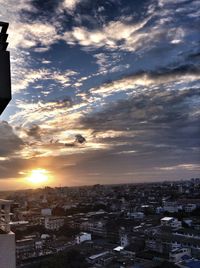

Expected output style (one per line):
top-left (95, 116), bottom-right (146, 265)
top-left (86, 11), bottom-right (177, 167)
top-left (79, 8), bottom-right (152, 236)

top-left (0, 232), bottom-right (16, 268)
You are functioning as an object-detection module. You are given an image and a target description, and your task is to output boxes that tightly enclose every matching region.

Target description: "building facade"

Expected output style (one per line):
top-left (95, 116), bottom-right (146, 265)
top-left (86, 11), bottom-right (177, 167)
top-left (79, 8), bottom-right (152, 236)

top-left (0, 199), bottom-right (16, 268)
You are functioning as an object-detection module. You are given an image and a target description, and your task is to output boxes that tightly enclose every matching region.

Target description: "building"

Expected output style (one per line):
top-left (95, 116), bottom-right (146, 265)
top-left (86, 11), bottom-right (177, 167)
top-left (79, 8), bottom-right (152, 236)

top-left (0, 21), bottom-right (11, 115)
top-left (146, 226), bottom-right (200, 258)
top-left (161, 217), bottom-right (182, 230)
top-left (41, 208), bottom-right (52, 216)
top-left (16, 238), bottom-right (35, 260)
top-left (163, 201), bottom-right (181, 213)
top-left (87, 251), bottom-right (113, 266)
top-left (87, 220), bottom-right (107, 237)
top-left (120, 227), bottom-right (130, 248)
top-left (184, 204), bottom-right (197, 213)
top-left (127, 212), bottom-right (145, 220)
top-left (0, 199), bottom-right (16, 268)
top-left (44, 216), bottom-right (65, 231)
top-left (169, 247), bottom-right (191, 262)
top-left (75, 232), bottom-right (91, 244)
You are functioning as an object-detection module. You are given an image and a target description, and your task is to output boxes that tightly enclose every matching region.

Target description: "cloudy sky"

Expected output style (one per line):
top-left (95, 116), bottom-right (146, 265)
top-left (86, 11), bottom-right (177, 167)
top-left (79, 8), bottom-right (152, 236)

top-left (0, 0), bottom-right (200, 190)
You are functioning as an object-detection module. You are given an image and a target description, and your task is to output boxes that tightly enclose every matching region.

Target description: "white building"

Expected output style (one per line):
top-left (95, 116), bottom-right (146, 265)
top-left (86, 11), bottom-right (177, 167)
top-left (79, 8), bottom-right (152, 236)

top-left (120, 227), bottom-right (130, 248)
top-left (44, 217), bottom-right (64, 231)
top-left (127, 212), bottom-right (144, 220)
top-left (178, 185), bottom-right (184, 194)
top-left (0, 199), bottom-right (16, 268)
top-left (169, 247), bottom-right (191, 262)
top-left (75, 232), bottom-right (91, 244)
top-left (184, 204), bottom-right (197, 213)
top-left (161, 217), bottom-right (182, 230)
top-left (41, 208), bottom-right (52, 216)
top-left (163, 201), bottom-right (181, 213)
top-left (41, 234), bottom-right (50, 240)
top-left (120, 233), bottom-right (129, 248)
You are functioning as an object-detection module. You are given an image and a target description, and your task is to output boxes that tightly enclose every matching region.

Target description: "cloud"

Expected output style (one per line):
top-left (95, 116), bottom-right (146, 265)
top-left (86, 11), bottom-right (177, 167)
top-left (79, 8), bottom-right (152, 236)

top-left (90, 65), bottom-right (200, 96)
top-left (65, 134), bottom-right (86, 147)
top-left (156, 164), bottom-right (200, 171)
top-left (9, 61), bottom-right (200, 163)
top-left (26, 124), bottom-right (42, 140)
top-left (94, 52), bottom-right (130, 74)
top-left (0, 121), bottom-right (24, 157)
top-left (9, 22), bottom-right (58, 51)
top-left (13, 68), bottom-right (77, 93)
top-left (60, 0), bottom-right (200, 55)
top-left (10, 97), bottom-right (74, 127)
top-left (0, 0), bottom-right (61, 52)
top-left (62, 18), bottom-right (149, 51)
top-left (1, 0), bottom-right (199, 184)
top-left (0, 0), bottom-right (81, 95)
top-left (81, 87), bottom-right (200, 156)
top-left (2, 0), bottom-right (199, 96)
top-left (75, 134), bottom-right (86, 144)
top-left (60, 0), bottom-right (81, 12)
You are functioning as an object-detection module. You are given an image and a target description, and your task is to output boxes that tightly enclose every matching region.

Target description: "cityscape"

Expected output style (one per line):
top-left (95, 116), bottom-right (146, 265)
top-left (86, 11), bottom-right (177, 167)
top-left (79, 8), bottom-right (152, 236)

top-left (0, 0), bottom-right (200, 267)
top-left (1, 179), bottom-right (200, 267)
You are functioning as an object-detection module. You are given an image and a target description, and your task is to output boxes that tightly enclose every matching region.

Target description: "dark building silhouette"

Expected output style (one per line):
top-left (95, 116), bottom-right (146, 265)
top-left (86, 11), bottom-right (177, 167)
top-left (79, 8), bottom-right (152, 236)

top-left (0, 22), bottom-right (11, 115)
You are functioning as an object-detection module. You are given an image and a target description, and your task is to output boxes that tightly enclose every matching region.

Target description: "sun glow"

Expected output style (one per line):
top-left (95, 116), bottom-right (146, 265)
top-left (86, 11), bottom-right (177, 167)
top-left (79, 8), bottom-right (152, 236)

top-left (26, 169), bottom-right (50, 186)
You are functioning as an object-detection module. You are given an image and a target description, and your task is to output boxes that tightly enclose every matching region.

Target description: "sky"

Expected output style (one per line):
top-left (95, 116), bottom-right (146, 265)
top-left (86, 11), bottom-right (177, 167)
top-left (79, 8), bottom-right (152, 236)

top-left (0, 0), bottom-right (200, 190)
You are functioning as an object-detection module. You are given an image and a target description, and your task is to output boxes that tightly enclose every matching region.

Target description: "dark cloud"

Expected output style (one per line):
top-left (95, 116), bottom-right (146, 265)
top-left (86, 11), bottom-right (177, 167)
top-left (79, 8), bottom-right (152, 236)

top-left (92, 63), bottom-right (200, 95)
top-left (75, 134), bottom-right (86, 144)
top-left (0, 158), bottom-right (27, 179)
top-left (0, 121), bottom-right (24, 157)
top-left (26, 124), bottom-right (41, 140)
top-left (81, 87), bottom-right (200, 159)
top-left (65, 134), bottom-right (86, 147)
top-left (40, 98), bottom-right (73, 111)
top-left (54, 98), bottom-right (73, 108)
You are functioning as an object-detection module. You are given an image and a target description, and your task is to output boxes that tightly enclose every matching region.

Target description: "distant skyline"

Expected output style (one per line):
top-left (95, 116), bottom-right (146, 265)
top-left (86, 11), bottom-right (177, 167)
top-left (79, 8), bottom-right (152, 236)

top-left (0, 0), bottom-right (200, 190)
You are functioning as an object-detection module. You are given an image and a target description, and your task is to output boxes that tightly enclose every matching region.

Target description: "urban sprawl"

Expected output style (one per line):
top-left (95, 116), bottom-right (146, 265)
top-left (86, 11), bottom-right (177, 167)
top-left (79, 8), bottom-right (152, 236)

top-left (1, 179), bottom-right (200, 268)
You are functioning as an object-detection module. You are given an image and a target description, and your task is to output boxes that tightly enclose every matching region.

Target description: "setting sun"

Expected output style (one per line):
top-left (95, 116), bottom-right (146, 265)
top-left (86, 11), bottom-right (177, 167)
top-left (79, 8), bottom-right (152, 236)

top-left (26, 169), bottom-right (50, 186)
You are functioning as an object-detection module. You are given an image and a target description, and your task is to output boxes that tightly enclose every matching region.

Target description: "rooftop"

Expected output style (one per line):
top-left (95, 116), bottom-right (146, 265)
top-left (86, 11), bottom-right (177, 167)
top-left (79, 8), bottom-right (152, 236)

top-left (0, 199), bottom-right (12, 204)
top-left (161, 217), bottom-right (174, 221)
top-left (89, 251), bottom-right (109, 260)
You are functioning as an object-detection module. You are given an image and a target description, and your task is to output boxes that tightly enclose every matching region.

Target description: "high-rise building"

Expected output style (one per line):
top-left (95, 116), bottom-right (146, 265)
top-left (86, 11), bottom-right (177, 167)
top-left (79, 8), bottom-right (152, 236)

top-left (0, 21), bottom-right (11, 115)
top-left (0, 199), bottom-right (16, 268)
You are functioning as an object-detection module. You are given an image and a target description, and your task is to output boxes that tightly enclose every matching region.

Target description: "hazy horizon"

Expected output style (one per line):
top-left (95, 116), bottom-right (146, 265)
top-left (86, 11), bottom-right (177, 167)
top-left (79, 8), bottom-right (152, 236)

top-left (1, 176), bottom-right (198, 192)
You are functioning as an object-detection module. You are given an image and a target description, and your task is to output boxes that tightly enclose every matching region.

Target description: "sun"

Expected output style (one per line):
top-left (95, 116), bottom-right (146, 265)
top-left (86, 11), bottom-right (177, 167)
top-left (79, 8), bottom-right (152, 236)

top-left (26, 169), bottom-right (50, 186)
